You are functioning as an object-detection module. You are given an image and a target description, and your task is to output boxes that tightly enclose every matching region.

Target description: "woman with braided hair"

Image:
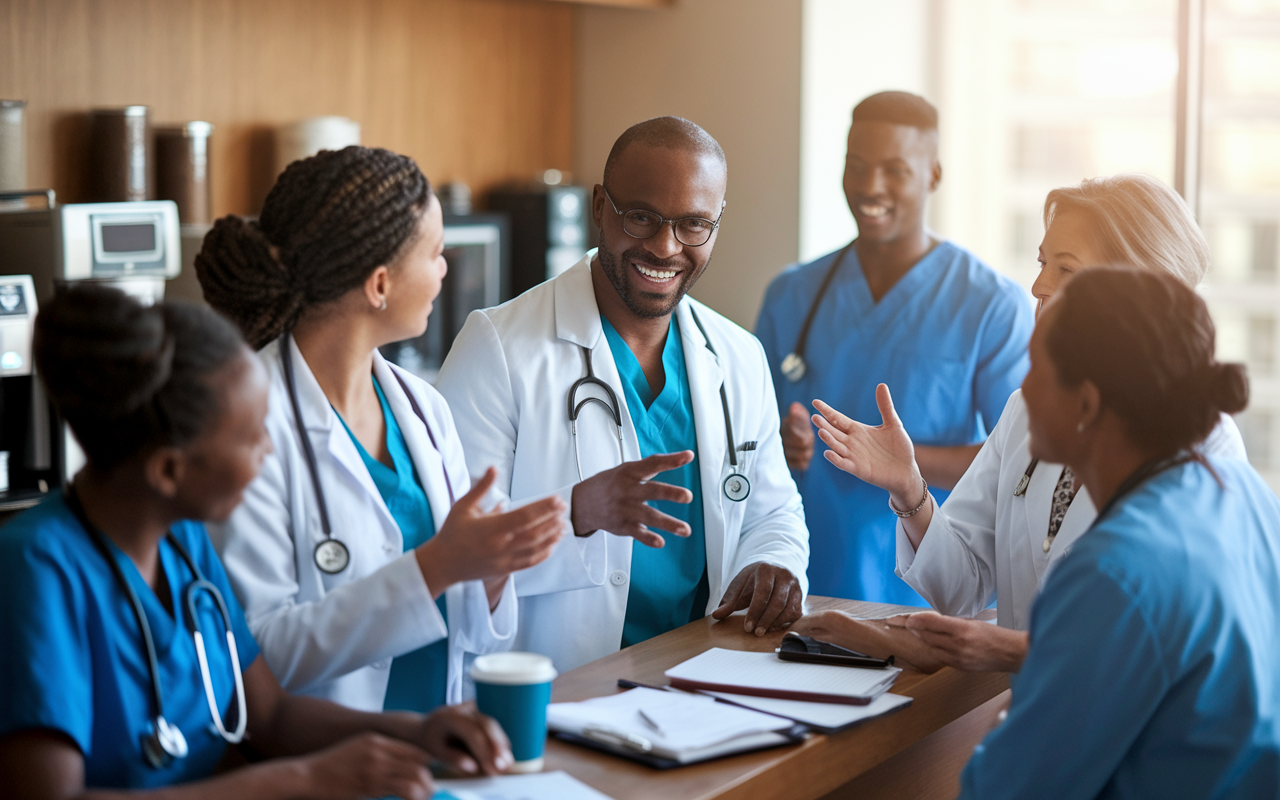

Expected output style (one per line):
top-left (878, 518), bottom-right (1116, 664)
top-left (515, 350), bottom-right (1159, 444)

top-left (0, 284), bottom-right (511, 798)
top-left (195, 146), bottom-right (565, 715)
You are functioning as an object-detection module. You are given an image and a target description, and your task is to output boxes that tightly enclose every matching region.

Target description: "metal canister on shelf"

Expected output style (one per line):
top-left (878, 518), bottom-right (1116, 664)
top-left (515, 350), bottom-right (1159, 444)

top-left (0, 100), bottom-right (26, 192)
top-left (88, 106), bottom-right (152, 202)
top-left (156, 121), bottom-right (213, 224)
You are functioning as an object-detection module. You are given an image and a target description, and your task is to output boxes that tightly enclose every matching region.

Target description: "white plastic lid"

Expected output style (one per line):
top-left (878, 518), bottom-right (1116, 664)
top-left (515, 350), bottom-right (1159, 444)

top-left (470, 652), bottom-right (557, 685)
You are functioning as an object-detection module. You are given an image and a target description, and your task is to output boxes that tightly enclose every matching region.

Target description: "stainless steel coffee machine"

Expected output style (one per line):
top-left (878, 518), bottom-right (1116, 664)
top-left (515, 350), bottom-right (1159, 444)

top-left (0, 190), bottom-right (181, 483)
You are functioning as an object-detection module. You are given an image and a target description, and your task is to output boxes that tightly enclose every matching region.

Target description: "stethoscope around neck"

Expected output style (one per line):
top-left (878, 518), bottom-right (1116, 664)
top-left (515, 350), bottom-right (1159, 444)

top-left (568, 305), bottom-right (755, 503)
top-left (780, 243), bottom-right (854, 383)
top-left (280, 331), bottom-right (456, 576)
top-left (66, 487), bottom-right (247, 770)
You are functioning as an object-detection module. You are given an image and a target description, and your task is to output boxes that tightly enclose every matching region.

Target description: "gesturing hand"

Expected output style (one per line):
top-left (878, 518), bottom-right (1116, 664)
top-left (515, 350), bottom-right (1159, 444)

top-left (412, 702), bottom-right (513, 777)
top-left (711, 562), bottom-right (803, 635)
top-left (299, 732), bottom-right (435, 800)
top-left (419, 467), bottom-right (566, 594)
top-left (812, 385), bottom-right (923, 507)
top-left (571, 451), bottom-right (695, 548)
top-left (781, 401), bottom-right (815, 472)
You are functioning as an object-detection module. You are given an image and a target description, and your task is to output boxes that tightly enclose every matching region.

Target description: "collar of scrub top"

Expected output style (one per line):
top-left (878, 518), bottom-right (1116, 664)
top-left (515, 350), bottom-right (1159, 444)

top-left (64, 485), bottom-right (248, 768)
top-left (280, 333), bottom-right (457, 569)
top-left (781, 242), bottom-right (855, 383)
top-left (1091, 450), bottom-right (1196, 525)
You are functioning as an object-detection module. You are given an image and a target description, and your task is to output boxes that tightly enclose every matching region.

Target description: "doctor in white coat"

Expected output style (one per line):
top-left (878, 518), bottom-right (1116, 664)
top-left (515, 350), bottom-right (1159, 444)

top-left (436, 118), bottom-right (809, 673)
top-left (791, 174), bottom-right (1246, 672)
top-left (196, 146), bottom-right (565, 711)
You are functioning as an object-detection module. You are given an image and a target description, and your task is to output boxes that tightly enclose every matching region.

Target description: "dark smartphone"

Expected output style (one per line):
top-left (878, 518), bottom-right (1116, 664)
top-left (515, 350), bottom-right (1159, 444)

top-left (776, 632), bottom-right (895, 669)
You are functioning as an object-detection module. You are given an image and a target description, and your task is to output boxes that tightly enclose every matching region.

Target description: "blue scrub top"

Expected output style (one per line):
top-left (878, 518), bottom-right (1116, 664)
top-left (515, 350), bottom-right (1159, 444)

top-left (601, 315), bottom-right (710, 647)
top-left (0, 494), bottom-right (260, 789)
top-left (960, 457), bottom-right (1280, 799)
top-left (756, 242), bottom-right (1033, 604)
top-left (336, 376), bottom-right (447, 713)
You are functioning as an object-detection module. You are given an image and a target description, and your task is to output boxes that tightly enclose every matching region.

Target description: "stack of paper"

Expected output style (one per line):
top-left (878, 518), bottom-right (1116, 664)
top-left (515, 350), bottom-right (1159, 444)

top-left (663, 648), bottom-right (901, 705)
top-left (701, 690), bottom-right (912, 734)
top-left (434, 770), bottom-right (613, 800)
top-left (547, 687), bottom-right (797, 764)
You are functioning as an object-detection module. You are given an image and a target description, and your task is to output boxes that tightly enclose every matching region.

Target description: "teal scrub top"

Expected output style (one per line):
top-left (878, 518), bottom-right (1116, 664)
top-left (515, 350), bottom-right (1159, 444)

top-left (336, 376), bottom-right (447, 713)
top-left (959, 457), bottom-right (1280, 799)
top-left (601, 315), bottom-right (710, 648)
top-left (0, 495), bottom-right (260, 789)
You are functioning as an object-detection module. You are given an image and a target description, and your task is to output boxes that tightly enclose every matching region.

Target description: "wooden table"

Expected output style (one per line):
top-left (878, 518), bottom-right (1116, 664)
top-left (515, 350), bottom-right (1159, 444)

top-left (542, 596), bottom-right (1010, 800)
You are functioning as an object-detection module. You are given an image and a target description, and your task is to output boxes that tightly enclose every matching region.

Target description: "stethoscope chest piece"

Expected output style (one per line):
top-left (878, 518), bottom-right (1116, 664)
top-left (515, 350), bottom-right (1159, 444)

top-left (723, 473), bottom-right (751, 502)
top-left (141, 715), bottom-right (188, 769)
top-left (780, 352), bottom-right (806, 383)
top-left (314, 538), bottom-right (351, 575)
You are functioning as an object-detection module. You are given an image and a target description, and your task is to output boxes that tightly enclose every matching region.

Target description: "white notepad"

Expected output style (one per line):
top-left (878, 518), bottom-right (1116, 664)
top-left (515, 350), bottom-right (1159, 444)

top-left (702, 690), bottom-right (912, 732)
top-left (664, 647), bottom-right (901, 705)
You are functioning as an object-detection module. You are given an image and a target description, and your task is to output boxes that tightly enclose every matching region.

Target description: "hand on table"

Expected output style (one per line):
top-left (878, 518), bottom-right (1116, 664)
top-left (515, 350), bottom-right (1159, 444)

top-left (811, 386), bottom-right (924, 509)
top-left (781, 402), bottom-right (815, 471)
top-left (413, 702), bottom-right (513, 777)
top-left (789, 609), bottom-right (946, 673)
top-left (297, 732), bottom-right (435, 800)
top-left (571, 451), bottom-right (694, 548)
top-left (711, 562), bottom-right (803, 636)
top-left (886, 611), bottom-right (1029, 673)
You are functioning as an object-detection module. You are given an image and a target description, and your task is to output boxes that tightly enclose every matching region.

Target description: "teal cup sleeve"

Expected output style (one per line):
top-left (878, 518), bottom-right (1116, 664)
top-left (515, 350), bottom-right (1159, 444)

top-left (474, 680), bottom-right (554, 763)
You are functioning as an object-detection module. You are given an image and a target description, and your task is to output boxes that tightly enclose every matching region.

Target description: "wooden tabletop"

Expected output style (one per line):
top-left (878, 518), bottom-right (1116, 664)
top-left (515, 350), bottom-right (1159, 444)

top-left (540, 596), bottom-right (1010, 800)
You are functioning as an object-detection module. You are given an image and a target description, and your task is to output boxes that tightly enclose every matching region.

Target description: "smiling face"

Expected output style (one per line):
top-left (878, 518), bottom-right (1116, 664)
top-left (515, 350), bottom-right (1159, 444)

top-left (1032, 208), bottom-right (1109, 318)
top-left (593, 143), bottom-right (727, 319)
top-left (843, 121), bottom-right (939, 245)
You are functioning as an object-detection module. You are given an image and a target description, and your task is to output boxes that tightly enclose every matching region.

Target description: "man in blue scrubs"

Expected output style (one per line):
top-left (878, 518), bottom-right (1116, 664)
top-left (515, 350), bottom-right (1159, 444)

top-left (755, 92), bottom-right (1033, 605)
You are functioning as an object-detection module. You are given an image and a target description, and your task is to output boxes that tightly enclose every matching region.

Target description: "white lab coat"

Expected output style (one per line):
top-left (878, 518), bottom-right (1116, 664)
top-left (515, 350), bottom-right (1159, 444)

top-left (435, 251), bottom-right (809, 673)
top-left (208, 337), bottom-right (517, 711)
top-left (895, 388), bottom-right (1247, 630)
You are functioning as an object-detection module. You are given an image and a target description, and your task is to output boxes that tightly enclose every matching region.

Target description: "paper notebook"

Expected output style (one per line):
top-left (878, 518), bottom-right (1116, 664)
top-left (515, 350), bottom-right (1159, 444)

top-left (664, 647), bottom-right (902, 705)
top-left (702, 690), bottom-right (912, 733)
top-left (546, 687), bottom-right (804, 767)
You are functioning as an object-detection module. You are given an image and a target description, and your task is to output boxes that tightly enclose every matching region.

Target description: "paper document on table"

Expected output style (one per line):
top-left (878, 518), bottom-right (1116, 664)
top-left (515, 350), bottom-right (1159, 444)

top-left (548, 687), bottom-right (793, 751)
top-left (664, 648), bottom-right (901, 705)
top-left (434, 771), bottom-right (613, 800)
top-left (702, 690), bottom-right (912, 733)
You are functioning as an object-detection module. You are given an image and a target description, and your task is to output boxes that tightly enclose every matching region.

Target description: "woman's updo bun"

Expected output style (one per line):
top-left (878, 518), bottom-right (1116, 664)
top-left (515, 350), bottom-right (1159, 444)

top-left (1209, 362), bottom-right (1250, 416)
top-left (195, 146), bottom-right (430, 349)
top-left (195, 215), bottom-right (304, 351)
top-left (1044, 267), bottom-right (1249, 456)
top-left (34, 284), bottom-right (247, 470)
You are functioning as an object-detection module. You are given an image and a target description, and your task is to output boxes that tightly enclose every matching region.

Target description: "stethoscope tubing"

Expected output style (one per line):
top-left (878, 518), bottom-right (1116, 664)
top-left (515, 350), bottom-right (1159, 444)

top-left (783, 243), bottom-right (854, 383)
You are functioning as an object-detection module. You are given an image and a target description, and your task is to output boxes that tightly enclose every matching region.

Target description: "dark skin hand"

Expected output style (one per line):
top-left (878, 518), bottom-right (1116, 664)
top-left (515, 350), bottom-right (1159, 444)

top-left (571, 451), bottom-right (695, 548)
top-left (711, 563), bottom-right (804, 636)
top-left (0, 657), bottom-right (512, 800)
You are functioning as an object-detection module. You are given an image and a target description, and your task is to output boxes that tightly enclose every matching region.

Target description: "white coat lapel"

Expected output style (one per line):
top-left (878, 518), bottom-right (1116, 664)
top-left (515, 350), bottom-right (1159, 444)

top-left (554, 253), bottom-right (641, 475)
top-left (677, 301), bottom-right (727, 591)
top-left (282, 336), bottom-right (399, 539)
top-left (1021, 454), bottom-right (1062, 584)
top-left (373, 355), bottom-right (452, 532)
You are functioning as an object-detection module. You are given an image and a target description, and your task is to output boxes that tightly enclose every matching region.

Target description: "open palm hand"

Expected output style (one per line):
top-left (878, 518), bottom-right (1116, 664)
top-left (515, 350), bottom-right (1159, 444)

top-left (811, 384), bottom-right (921, 501)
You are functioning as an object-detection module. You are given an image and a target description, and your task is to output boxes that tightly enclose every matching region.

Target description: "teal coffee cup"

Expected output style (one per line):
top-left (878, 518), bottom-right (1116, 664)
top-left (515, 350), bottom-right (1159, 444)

top-left (470, 652), bottom-right (558, 773)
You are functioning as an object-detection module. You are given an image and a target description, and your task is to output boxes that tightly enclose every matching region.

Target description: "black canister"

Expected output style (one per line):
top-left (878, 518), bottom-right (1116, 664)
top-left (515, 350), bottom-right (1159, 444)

top-left (88, 106), bottom-right (152, 201)
top-left (156, 121), bottom-right (213, 224)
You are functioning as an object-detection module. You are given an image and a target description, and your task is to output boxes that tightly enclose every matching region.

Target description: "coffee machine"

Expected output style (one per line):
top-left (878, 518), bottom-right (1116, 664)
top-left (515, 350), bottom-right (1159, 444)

top-left (0, 275), bottom-right (57, 514)
top-left (0, 190), bottom-right (181, 483)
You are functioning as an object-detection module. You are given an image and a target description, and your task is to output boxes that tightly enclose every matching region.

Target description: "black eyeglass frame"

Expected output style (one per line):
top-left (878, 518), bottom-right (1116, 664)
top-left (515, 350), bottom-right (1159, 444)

top-left (602, 187), bottom-right (725, 247)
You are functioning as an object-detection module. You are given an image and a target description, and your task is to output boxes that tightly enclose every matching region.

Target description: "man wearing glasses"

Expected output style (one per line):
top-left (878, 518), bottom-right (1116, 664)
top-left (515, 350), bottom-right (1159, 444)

top-left (437, 117), bottom-right (808, 673)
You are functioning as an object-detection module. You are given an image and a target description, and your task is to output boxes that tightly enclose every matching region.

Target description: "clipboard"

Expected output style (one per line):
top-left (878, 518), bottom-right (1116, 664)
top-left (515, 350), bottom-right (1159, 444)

top-left (551, 723), bottom-right (809, 770)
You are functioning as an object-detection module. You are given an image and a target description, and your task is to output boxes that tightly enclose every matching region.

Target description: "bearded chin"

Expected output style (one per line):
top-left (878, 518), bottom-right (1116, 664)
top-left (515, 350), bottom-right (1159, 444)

top-left (598, 245), bottom-right (705, 319)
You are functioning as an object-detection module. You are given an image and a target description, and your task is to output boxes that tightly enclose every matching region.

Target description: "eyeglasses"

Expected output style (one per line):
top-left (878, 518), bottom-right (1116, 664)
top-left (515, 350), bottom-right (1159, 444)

top-left (603, 188), bottom-right (724, 247)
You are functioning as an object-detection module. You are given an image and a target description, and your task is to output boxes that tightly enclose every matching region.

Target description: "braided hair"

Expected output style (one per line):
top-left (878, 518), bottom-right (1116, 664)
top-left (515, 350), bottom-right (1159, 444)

top-left (196, 146), bottom-right (431, 349)
top-left (34, 284), bottom-right (247, 471)
top-left (1045, 267), bottom-right (1248, 456)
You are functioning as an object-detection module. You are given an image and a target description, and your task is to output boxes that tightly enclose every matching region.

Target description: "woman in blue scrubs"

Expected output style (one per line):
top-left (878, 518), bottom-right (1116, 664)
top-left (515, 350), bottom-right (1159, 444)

top-left (0, 286), bottom-right (512, 797)
top-left (958, 267), bottom-right (1280, 798)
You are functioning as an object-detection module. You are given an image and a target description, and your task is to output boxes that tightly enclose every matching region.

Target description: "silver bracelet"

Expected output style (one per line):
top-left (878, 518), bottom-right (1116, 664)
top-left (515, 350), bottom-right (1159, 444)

top-left (888, 477), bottom-right (929, 518)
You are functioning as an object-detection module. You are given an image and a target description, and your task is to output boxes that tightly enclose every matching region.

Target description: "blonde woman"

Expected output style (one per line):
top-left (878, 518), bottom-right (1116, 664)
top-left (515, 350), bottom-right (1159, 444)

top-left (791, 174), bottom-right (1247, 673)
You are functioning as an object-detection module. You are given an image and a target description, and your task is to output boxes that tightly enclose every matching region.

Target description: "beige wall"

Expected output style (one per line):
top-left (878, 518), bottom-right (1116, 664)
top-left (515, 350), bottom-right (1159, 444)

top-left (573, 0), bottom-right (803, 329)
